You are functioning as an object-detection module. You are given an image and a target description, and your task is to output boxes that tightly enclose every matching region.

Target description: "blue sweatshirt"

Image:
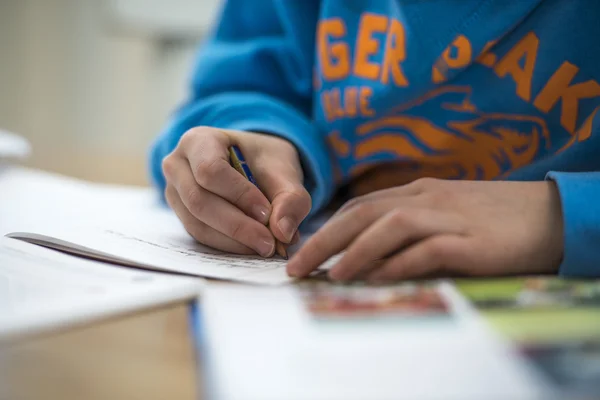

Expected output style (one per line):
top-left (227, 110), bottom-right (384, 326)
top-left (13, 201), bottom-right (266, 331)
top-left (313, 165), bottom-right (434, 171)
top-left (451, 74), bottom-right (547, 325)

top-left (150, 0), bottom-right (600, 278)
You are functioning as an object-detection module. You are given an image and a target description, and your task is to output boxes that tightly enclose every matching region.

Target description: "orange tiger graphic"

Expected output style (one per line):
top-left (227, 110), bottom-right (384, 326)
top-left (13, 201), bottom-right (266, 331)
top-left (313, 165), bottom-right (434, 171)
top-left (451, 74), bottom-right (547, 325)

top-left (344, 85), bottom-right (551, 195)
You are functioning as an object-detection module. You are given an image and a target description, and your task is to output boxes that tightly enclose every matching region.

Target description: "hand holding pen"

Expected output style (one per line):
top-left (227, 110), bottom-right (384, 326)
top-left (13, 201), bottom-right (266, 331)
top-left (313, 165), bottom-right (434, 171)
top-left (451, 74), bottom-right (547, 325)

top-left (229, 144), bottom-right (290, 258)
top-left (161, 127), bottom-right (310, 258)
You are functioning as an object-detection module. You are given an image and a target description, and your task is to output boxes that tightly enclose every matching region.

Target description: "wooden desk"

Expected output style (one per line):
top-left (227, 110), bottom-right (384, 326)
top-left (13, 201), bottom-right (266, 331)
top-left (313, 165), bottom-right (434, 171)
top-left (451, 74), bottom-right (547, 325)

top-left (0, 303), bottom-right (199, 400)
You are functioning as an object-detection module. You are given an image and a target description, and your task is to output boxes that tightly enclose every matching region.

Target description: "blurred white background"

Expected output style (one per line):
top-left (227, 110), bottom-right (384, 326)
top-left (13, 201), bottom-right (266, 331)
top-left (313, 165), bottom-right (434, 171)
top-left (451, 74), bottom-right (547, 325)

top-left (0, 0), bottom-right (222, 185)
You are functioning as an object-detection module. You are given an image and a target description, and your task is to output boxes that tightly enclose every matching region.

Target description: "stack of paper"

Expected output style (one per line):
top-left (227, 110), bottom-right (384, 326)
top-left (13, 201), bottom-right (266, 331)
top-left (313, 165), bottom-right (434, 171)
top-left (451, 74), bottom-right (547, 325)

top-left (0, 237), bottom-right (202, 341)
top-left (0, 166), bottom-right (308, 346)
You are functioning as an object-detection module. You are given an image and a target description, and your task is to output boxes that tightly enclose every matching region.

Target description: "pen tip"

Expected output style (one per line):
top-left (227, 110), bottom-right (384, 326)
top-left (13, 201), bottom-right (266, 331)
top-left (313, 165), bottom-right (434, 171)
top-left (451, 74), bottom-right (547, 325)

top-left (276, 241), bottom-right (288, 260)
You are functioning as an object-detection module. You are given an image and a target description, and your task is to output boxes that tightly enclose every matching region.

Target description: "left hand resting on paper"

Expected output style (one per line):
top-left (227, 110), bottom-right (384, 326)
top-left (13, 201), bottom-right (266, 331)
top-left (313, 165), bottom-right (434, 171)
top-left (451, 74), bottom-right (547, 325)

top-left (287, 179), bottom-right (564, 282)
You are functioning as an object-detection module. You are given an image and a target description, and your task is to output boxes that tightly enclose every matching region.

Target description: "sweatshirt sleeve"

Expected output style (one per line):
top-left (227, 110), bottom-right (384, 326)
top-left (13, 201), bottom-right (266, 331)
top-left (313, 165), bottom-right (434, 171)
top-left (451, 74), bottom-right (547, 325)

top-left (148, 0), bottom-right (334, 215)
top-left (546, 171), bottom-right (600, 278)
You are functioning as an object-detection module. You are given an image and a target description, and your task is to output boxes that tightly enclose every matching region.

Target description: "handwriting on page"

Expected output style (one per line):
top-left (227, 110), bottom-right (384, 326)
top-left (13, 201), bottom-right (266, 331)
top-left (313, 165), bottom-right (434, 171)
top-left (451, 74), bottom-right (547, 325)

top-left (105, 230), bottom-right (288, 270)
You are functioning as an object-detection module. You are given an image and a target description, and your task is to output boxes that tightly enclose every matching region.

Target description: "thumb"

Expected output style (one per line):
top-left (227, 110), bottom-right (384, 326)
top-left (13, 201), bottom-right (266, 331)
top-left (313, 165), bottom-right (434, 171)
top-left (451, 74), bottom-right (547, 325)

top-left (270, 184), bottom-right (312, 243)
top-left (257, 166), bottom-right (311, 244)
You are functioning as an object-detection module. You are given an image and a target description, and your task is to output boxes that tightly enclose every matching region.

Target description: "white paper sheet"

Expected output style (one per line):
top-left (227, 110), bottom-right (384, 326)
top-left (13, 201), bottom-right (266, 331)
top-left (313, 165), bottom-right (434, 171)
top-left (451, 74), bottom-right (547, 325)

top-left (0, 237), bottom-right (203, 341)
top-left (0, 129), bottom-right (30, 162)
top-left (0, 167), bottom-right (160, 236)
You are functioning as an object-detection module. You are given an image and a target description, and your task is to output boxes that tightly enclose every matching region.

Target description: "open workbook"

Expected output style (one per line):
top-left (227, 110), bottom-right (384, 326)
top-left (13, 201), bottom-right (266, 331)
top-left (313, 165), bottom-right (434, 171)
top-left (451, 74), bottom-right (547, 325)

top-left (1, 167), bottom-right (337, 286)
top-left (7, 225), bottom-right (303, 285)
top-left (4, 203), bottom-right (338, 286)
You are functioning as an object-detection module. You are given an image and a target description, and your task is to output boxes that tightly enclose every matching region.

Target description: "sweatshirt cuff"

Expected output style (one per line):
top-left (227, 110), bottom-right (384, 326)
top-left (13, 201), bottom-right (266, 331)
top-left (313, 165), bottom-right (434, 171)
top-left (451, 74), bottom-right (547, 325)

top-left (546, 171), bottom-right (600, 278)
top-left (149, 92), bottom-right (335, 216)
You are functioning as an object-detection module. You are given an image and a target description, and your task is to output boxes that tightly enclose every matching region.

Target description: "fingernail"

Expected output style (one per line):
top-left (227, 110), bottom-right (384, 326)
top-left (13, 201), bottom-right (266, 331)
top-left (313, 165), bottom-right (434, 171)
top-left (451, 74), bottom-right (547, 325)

top-left (256, 237), bottom-right (275, 258)
top-left (286, 258), bottom-right (301, 277)
top-left (252, 205), bottom-right (271, 225)
top-left (290, 231), bottom-right (301, 245)
top-left (277, 216), bottom-right (296, 243)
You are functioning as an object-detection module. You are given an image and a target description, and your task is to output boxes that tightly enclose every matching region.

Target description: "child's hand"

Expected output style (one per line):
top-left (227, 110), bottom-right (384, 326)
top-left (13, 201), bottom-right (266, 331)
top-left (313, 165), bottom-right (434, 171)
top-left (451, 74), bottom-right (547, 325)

top-left (162, 127), bottom-right (310, 256)
top-left (287, 179), bottom-right (564, 281)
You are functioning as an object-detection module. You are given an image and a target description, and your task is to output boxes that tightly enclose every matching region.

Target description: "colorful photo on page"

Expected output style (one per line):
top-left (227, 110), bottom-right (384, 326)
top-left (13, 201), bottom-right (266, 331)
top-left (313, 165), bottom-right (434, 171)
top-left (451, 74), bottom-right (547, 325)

top-left (298, 281), bottom-right (451, 322)
top-left (456, 277), bottom-right (600, 398)
top-left (455, 277), bottom-right (600, 343)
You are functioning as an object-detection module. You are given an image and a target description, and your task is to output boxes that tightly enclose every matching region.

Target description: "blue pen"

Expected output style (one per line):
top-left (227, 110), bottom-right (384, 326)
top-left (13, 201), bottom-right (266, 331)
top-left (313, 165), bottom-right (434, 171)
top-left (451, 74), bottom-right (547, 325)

top-left (228, 145), bottom-right (257, 186)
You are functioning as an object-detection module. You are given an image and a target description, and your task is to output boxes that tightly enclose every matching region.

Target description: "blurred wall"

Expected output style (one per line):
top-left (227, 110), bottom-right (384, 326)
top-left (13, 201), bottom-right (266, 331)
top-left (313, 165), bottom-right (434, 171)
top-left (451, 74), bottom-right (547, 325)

top-left (0, 0), bottom-right (214, 186)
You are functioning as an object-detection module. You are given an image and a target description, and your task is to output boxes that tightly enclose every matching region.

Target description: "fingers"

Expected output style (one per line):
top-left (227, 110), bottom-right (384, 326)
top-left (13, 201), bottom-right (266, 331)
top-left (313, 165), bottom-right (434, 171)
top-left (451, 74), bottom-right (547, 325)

top-left (328, 209), bottom-right (464, 281)
top-left (366, 235), bottom-right (467, 282)
top-left (270, 186), bottom-right (312, 243)
top-left (179, 128), bottom-right (272, 225)
top-left (257, 164), bottom-right (312, 243)
top-left (333, 178), bottom-right (428, 218)
top-left (286, 202), bottom-right (383, 278)
top-left (164, 154), bottom-right (276, 257)
top-left (165, 185), bottom-right (256, 255)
